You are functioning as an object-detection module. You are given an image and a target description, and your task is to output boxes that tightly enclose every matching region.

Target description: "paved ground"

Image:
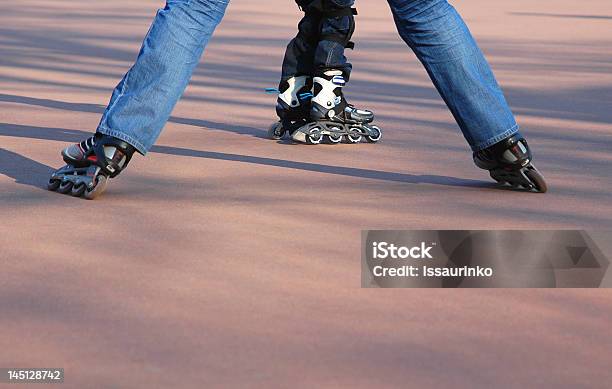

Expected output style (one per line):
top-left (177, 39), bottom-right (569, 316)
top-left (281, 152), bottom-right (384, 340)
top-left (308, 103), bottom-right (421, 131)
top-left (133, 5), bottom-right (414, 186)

top-left (1, 0), bottom-right (611, 387)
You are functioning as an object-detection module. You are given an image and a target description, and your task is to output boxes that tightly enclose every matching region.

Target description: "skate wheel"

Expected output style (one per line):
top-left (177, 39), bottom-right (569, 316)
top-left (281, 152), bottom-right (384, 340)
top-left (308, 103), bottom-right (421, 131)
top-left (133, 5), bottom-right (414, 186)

top-left (71, 182), bottom-right (86, 197)
top-left (328, 130), bottom-right (343, 144)
top-left (47, 178), bottom-right (61, 191)
top-left (525, 168), bottom-right (548, 193)
top-left (308, 129), bottom-right (323, 145)
top-left (348, 128), bottom-right (362, 143)
top-left (366, 126), bottom-right (382, 143)
top-left (268, 121), bottom-right (285, 140)
top-left (57, 180), bottom-right (73, 194)
top-left (84, 175), bottom-right (108, 200)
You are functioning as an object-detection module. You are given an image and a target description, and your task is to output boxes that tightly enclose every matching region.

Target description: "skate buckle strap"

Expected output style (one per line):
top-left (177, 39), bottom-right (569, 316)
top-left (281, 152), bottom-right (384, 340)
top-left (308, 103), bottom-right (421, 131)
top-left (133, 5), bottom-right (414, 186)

top-left (320, 34), bottom-right (356, 49)
top-left (321, 8), bottom-right (358, 17)
top-left (332, 75), bottom-right (346, 86)
top-left (298, 91), bottom-right (313, 100)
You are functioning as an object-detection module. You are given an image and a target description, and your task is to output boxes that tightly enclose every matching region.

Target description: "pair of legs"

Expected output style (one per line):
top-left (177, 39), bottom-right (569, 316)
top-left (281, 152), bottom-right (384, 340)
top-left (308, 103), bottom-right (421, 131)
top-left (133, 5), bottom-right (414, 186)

top-left (281, 0), bottom-right (355, 81)
top-left (49, 0), bottom-right (546, 199)
top-left (273, 0), bottom-right (380, 144)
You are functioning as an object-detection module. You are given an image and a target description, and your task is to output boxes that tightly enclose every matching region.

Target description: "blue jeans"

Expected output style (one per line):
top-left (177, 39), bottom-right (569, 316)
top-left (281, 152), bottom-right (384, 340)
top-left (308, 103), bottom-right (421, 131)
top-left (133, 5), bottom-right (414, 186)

top-left (387, 0), bottom-right (519, 150)
top-left (97, 0), bottom-right (229, 154)
top-left (98, 0), bottom-right (517, 154)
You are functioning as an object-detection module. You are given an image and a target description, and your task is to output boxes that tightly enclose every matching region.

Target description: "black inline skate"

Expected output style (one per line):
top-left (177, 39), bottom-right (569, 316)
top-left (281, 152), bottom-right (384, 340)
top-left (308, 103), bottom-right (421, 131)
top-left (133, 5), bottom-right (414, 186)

top-left (291, 69), bottom-right (382, 144)
top-left (48, 133), bottom-right (136, 199)
top-left (268, 75), bottom-right (313, 140)
top-left (473, 134), bottom-right (547, 193)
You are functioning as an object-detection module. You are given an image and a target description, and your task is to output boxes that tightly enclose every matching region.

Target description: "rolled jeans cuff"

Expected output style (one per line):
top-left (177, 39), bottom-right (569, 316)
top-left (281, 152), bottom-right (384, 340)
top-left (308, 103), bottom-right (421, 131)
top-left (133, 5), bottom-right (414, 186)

top-left (97, 124), bottom-right (148, 156)
top-left (472, 124), bottom-right (520, 152)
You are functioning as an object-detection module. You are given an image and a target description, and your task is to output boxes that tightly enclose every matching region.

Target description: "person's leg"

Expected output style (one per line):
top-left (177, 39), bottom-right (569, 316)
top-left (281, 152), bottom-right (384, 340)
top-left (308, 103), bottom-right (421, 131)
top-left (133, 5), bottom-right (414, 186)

top-left (387, 0), bottom-right (546, 192)
top-left (49, 0), bottom-right (229, 198)
top-left (281, 0), bottom-right (380, 144)
top-left (274, 0), bottom-right (366, 139)
top-left (280, 1), bottom-right (320, 82)
top-left (312, 0), bottom-right (355, 80)
top-left (387, 0), bottom-right (518, 151)
top-left (275, 0), bottom-right (359, 129)
top-left (273, 1), bottom-right (320, 137)
top-left (97, 0), bottom-right (230, 155)
top-left (311, 0), bottom-right (374, 121)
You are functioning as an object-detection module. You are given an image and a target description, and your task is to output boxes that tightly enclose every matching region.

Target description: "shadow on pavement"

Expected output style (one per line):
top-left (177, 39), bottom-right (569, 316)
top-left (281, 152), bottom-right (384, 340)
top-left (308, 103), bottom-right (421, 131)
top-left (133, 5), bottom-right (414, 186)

top-left (509, 12), bottom-right (612, 20)
top-left (0, 123), bottom-right (487, 190)
top-left (0, 147), bottom-right (54, 190)
top-left (0, 94), bottom-right (267, 139)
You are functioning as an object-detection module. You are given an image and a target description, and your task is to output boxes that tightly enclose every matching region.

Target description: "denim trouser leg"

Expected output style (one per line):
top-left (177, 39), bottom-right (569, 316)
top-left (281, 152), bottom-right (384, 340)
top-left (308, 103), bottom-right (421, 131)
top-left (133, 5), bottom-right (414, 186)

top-left (97, 0), bottom-right (229, 155)
top-left (387, 0), bottom-right (519, 151)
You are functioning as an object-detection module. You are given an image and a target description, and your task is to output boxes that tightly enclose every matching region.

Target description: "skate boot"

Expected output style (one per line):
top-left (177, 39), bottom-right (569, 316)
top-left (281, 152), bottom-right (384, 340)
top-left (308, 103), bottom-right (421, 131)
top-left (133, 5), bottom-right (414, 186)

top-left (473, 134), bottom-right (547, 193)
top-left (48, 133), bottom-right (136, 199)
top-left (268, 76), bottom-right (313, 140)
top-left (292, 70), bottom-right (381, 144)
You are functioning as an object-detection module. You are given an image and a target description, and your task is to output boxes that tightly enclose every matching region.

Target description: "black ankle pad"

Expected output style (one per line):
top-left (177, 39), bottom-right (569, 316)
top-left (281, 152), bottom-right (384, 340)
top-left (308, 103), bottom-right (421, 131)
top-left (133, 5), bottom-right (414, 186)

top-left (93, 135), bottom-right (136, 178)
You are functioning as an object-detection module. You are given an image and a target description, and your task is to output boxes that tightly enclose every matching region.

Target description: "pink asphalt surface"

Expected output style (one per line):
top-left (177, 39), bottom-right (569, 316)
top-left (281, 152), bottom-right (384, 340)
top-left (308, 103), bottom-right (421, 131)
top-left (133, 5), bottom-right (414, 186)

top-left (1, 1), bottom-right (612, 387)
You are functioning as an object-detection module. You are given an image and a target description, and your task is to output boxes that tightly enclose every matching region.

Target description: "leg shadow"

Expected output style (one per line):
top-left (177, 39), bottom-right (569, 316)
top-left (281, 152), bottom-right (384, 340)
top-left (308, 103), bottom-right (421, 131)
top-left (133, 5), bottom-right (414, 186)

top-left (1, 122), bottom-right (489, 190)
top-left (151, 144), bottom-right (487, 188)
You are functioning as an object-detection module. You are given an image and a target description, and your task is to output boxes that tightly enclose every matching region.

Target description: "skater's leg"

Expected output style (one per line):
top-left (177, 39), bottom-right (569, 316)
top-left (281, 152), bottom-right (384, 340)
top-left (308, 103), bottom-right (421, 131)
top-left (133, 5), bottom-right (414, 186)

top-left (386, 0), bottom-right (518, 151)
top-left (276, 4), bottom-right (319, 127)
top-left (309, 0), bottom-right (374, 122)
top-left (271, 2), bottom-right (320, 138)
top-left (286, 0), bottom-right (380, 144)
top-left (281, 2), bottom-right (320, 81)
top-left (309, 0), bottom-right (373, 120)
top-left (97, 0), bottom-right (230, 155)
top-left (281, 0), bottom-right (355, 80)
top-left (313, 0), bottom-right (355, 80)
top-left (387, 0), bottom-right (546, 192)
top-left (49, 0), bottom-right (229, 198)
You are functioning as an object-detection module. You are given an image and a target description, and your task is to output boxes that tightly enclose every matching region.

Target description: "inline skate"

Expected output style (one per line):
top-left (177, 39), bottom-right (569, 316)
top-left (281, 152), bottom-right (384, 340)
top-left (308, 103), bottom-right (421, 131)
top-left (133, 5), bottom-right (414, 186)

top-left (291, 70), bottom-right (382, 144)
top-left (48, 133), bottom-right (136, 199)
top-left (268, 76), bottom-right (313, 140)
top-left (473, 134), bottom-right (547, 193)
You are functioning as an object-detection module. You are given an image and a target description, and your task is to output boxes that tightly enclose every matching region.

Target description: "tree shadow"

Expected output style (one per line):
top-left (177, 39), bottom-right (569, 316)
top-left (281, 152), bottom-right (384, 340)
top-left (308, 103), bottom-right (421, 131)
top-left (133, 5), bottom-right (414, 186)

top-left (0, 123), bottom-right (489, 191)
top-left (0, 94), bottom-right (267, 139)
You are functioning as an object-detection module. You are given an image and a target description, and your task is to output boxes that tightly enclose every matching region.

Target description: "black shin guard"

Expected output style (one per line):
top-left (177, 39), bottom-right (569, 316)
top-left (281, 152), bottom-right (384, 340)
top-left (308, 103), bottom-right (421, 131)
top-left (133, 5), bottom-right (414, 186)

top-left (296, 0), bottom-right (357, 50)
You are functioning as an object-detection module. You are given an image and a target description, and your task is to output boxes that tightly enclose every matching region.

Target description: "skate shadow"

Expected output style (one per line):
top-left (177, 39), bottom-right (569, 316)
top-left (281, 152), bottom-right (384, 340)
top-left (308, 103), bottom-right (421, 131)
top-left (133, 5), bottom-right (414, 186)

top-left (0, 122), bottom-right (489, 190)
top-left (0, 147), bottom-right (54, 190)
